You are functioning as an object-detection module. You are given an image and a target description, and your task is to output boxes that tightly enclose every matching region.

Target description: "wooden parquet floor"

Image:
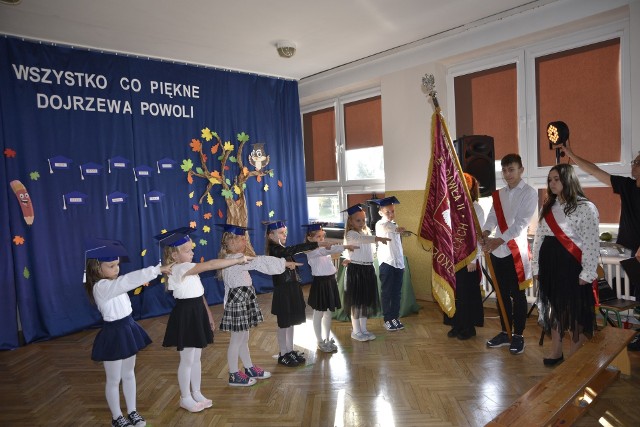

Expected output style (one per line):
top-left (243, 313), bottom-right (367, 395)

top-left (1, 288), bottom-right (639, 427)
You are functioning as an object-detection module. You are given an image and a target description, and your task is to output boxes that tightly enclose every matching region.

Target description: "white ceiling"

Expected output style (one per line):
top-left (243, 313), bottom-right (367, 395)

top-left (0, 0), bottom-right (555, 80)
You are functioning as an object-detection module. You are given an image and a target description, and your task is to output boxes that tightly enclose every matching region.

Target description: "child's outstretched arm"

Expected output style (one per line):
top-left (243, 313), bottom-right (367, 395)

top-left (93, 264), bottom-right (167, 300)
top-left (185, 255), bottom-right (251, 276)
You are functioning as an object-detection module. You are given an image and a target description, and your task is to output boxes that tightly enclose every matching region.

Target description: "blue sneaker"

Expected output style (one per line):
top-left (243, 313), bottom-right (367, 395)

top-left (384, 320), bottom-right (397, 331)
top-left (487, 331), bottom-right (510, 348)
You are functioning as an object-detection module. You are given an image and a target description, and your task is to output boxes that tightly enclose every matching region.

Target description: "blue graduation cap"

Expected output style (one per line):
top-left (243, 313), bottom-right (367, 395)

top-left (368, 196), bottom-right (400, 207)
top-left (83, 237), bottom-right (129, 282)
top-left (106, 191), bottom-right (128, 209)
top-left (263, 220), bottom-right (287, 231)
top-left (80, 162), bottom-right (104, 180)
top-left (341, 204), bottom-right (364, 216)
top-left (108, 156), bottom-right (130, 173)
top-left (216, 223), bottom-right (252, 236)
top-left (63, 191), bottom-right (88, 210)
top-left (153, 226), bottom-right (196, 248)
top-left (48, 155), bottom-right (72, 173)
top-left (143, 190), bottom-right (164, 207)
top-left (85, 237), bottom-right (129, 262)
top-left (302, 222), bottom-right (328, 232)
top-left (133, 164), bottom-right (153, 181)
top-left (157, 157), bottom-right (177, 173)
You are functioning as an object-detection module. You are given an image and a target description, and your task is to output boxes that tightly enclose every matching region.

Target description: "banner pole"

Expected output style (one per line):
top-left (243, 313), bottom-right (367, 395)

top-left (422, 74), bottom-right (511, 337)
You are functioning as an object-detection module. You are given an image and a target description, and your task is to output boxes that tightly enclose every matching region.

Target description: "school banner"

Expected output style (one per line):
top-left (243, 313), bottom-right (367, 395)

top-left (0, 36), bottom-right (309, 349)
top-left (419, 112), bottom-right (477, 317)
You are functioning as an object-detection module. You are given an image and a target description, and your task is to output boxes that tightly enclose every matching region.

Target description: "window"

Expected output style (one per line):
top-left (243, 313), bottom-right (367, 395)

top-left (448, 21), bottom-right (630, 227)
top-left (302, 89), bottom-right (385, 224)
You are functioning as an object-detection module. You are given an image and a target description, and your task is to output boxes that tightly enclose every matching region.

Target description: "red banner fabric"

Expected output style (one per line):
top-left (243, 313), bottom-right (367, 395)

top-left (419, 112), bottom-right (478, 317)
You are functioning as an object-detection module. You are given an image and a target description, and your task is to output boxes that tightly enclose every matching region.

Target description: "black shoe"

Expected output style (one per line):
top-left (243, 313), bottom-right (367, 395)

top-left (127, 411), bottom-right (146, 427)
top-left (487, 331), bottom-right (510, 348)
top-left (447, 327), bottom-right (458, 338)
top-left (289, 350), bottom-right (306, 363)
top-left (457, 328), bottom-right (476, 340)
top-left (112, 416), bottom-right (134, 427)
top-left (543, 354), bottom-right (564, 366)
top-left (277, 353), bottom-right (299, 367)
top-left (509, 334), bottom-right (525, 355)
top-left (628, 333), bottom-right (640, 351)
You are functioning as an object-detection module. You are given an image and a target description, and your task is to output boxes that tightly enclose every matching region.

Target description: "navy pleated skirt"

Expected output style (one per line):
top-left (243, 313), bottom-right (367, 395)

top-left (91, 314), bottom-right (151, 362)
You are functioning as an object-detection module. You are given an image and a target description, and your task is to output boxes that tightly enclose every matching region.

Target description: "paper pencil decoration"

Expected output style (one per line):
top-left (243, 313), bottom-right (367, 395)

top-left (108, 156), bottom-right (130, 173)
top-left (106, 191), bottom-right (128, 209)
top-left (62, 191), bottom-right (88, 210)
top-left (10, 180), bottom-right (35, 225)
top-left (48, 155), bottom-right (72, 173)
top-left (80, 162), bottom-right (104, 180)
top-left (144, 190), bottom-right (164, 207)
top-left (133, 165), bottom-right (153, 181)
top-left (157, 158), bottom-right (177, 173)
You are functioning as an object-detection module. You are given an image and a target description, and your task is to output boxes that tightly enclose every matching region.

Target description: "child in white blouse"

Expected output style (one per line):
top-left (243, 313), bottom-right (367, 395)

top-left (216, 224), bottom-right (300, 386)
top-left (84, 238), bottom-right (173, 427)
top-left (158, 227), bottom-right (250, 413)
top-left (304, 223), bottom-right (358, 352)
top-left (342, 204), bottom-right (390, 342)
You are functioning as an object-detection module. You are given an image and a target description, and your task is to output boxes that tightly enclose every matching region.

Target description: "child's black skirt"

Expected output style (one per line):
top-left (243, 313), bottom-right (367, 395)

top-left (343, 263), bottom-right (380, 318)
top-left (271, 281), bottom-right (306, 328)
top-left (163, 296), bottom-right (214, 351)
top-left (91, 314), bottom-right (151, 361)
top-left (308, 274), bottom-right (341, 311)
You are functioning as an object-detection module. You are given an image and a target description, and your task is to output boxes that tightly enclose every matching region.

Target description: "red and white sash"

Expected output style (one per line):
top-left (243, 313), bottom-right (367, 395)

top-left (492, 190), bottom-right (533, 290)
top-left (543, 208), bottom-right (600, 305)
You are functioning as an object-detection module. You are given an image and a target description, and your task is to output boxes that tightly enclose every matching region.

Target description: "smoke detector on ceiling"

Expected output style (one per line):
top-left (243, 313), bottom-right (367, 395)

top-left (276, 41), bottom-right (296, 58)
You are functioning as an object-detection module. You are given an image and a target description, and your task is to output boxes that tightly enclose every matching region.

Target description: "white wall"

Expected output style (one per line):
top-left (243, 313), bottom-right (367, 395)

top-left (299, 0), bottom-right (640, 192)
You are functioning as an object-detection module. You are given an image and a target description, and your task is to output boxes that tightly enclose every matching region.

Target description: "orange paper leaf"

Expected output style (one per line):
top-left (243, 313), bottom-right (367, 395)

top-left (278, 180), bottom-right (283, 188)
top-left (256, 201), bottom-right (263, 207)
top-left (187, 170), bottom-right (194, 184)
top-left (224, 165), bottom-right (230, 171)
top-left (202, 154), bottom-right (208, 163)
top-left (256, 175), bottom-right (262, 182)
top-left (4, 148), bottom-right (17, 158)
top-left (13, 235), bottom-right (25, 245)
top-left (192, 204), bottom-right (199, 211)
top-left (203, 212), bottom-right (213, 220)
top-left (217, 209), bottom-right (223, 218)
top-left (190, 221), bottom-right (197, 228)
top-left (243, 167), bottom-right (249, 176)
top-left (211, 143), bottom-right (220, 154)
top-left (190, 139), bottom-right (202, 152)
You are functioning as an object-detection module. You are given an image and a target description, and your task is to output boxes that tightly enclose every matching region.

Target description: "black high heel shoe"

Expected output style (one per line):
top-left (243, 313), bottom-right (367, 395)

top-left (543, 354), bottom-right (564, 366)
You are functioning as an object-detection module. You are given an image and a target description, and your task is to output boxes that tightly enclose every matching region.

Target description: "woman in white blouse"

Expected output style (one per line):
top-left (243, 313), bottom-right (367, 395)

top-left (532, 164), bottom-right (600, 366)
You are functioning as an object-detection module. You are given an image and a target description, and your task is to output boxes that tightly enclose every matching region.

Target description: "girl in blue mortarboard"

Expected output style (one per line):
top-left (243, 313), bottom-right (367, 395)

top-left (216, 224), bottom-right (300, 385)
top-left (157, 227), bottom-right (251, 413)
top-left (342, 204), bottom-right (390, 342)
top-left (264, 220), bottom-right (332, 367)
top-left (303, 223), bottom-right (359, 352)
top-left (84, 238), bottom-right (174, 427)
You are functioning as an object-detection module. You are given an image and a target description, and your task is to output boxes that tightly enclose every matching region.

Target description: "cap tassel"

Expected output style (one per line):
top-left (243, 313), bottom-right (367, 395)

top-left (63, 194), bottom-right (67, 210)
top-left (133, 167), bottom-right (138, 181)
top-left (48, 159), bottom-right (53, 174)
top-left (82, 270), bottom-right (86, 283)
top-left (157, 161), bottom-right (161, 173)
top-left (105, 195), bottom-right (109, 210)
top-left (108, 159), bottom-right (112, 174)
top-left (80, 165), bottom-right (85, 180)
top-left (144, 194), bottom-right (147, 207)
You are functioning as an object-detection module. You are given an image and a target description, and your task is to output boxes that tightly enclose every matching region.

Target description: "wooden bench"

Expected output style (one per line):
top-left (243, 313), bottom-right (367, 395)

top-left (486, 326), bottom-right (636, 427)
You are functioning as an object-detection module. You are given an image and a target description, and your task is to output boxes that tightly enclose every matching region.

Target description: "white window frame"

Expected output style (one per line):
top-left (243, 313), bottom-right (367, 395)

top-left (301, 87), bottom-right (385, 217)
top-left (445, 19), bottom-right (631, 201)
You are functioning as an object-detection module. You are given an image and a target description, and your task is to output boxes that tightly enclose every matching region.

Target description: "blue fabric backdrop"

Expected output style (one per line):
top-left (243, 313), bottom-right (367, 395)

top-left (0, 36), bottom-right (310, 349)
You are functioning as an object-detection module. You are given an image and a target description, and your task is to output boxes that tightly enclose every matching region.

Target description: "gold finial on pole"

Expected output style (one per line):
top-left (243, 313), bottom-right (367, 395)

top-left (421, 74), bottom-right (440, 109)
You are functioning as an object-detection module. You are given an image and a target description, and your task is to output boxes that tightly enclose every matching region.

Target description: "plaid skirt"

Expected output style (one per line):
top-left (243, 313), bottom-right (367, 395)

top-left (220, 286), bottom-right (264, 332)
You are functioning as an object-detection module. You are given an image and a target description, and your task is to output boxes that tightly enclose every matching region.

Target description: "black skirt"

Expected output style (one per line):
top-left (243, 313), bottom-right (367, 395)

top-left (220, 286), bottom-right (264, 332)
top-left (271, 281), bottom-right (307, 328)
top-left (91, 314), bottom-right (151, 362)
top-left (343, 263), bottom-right (380, 318)
top-left (538, 236), bottom-right (595, 340)
top-left (163, 297), bottom-right (214, 351)
top-left (308, 275), bottom-right (342, 312)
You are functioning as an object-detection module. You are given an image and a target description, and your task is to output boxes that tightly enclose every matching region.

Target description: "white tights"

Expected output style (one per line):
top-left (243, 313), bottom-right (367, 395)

top-left (350, 309), bottom-right (369, 334)
top-left (178, 347), bottom-right (203, 404)
top-left (313, 310), bottom-right (332, 342)
top-left (277, 326), bottom-right (294, 355)
top-left (228, 331), bottom-right (253, 373)
top-left (103, 355), bottom-right (137, 419)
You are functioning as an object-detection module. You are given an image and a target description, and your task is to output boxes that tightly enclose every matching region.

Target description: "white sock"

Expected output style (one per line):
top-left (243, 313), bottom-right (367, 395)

top-left (286, 326), bottom-right (294, 353)
top-left (103, 360), bottom-right (124, 419)
top-left (313, 310), bottom-right (323, 342)
top-left (359, 317), bottom-right (368, 333)
top-left (277, 328), bottom-right (288, 355)
top-left (121, 355), bottom-right (137, 414)
top-left (351, 312), bottom-right (361, 334)
top-left (178, 348), bottom-right (196, 400)
top-left (238, 331), bottom-right (253, 368)
top-left (228, 332), bottom-right (243, 372)
top-left (322, 310), bottom-right (332, 341)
